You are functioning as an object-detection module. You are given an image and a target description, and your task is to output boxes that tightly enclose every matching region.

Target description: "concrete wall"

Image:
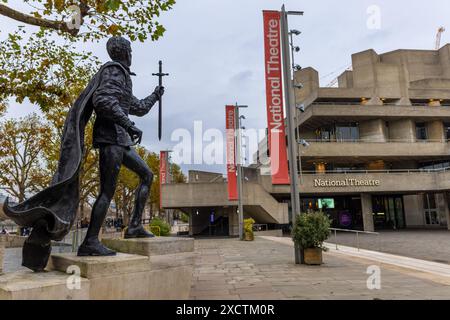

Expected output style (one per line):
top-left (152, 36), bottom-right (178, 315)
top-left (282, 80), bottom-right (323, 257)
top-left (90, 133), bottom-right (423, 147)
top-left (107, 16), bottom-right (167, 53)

top-left (436, 193), bottom-right (449, 227)
top-left (403, 195), bottom-right (425, 227)
top-left (189, 171), bottom-right (224, 183)
top-left (426, 121), bottom-right (444, 141)
top-left (300, 141), bottom-right (450, 159)
top-left (265, 170), bottom-right (450, 195)
top-left (359, 119), bottom-right (387, 142)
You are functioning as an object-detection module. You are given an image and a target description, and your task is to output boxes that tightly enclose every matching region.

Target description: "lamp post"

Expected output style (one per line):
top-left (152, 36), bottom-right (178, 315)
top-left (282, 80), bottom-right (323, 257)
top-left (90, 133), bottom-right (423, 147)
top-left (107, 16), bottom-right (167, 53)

top-left (280, 5), bottom-right (304, 264)
top-left (235, 103), bottom-right (248, 240)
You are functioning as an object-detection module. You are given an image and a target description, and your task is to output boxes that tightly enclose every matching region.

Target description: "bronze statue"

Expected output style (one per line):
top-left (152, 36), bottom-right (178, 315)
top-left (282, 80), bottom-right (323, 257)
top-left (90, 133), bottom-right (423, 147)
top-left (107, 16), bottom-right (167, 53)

top-left (3, 36), bottom-right (165, 271)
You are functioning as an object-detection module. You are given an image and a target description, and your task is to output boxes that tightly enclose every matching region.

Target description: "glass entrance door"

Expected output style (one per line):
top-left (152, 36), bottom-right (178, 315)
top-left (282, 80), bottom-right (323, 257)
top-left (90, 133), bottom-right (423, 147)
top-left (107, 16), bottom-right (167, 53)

top-left (372, 195), bottom-right (406, 230)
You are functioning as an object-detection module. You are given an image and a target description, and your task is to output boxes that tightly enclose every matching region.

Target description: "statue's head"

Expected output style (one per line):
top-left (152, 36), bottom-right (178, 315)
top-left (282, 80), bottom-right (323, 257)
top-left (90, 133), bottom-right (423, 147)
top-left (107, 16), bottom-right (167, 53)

top-left (107, 36), bottom-right (132, 67)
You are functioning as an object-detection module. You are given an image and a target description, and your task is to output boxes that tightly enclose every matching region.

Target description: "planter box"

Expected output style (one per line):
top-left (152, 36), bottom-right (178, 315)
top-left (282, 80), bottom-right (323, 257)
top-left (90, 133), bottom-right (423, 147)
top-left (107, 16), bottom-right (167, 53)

top-left (304, 248), bottom-right (323, 265)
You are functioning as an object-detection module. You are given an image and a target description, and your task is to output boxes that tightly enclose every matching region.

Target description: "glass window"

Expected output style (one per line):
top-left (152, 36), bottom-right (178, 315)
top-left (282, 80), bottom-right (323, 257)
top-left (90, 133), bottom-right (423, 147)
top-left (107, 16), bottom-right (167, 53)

top-left (416, 123), bottom-right (427, 140)
top-left (444, 123), bottom-right (450, 140)
top-left (336, 123), bottom-right (359, 142)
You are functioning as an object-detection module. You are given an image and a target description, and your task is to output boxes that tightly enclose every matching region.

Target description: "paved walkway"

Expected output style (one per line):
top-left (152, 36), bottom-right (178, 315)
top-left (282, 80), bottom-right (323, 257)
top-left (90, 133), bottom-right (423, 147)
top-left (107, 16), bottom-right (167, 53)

top-left (327, 230), bottom-right (450, 264)
top-left (190, 237), bottom-right (450, 300)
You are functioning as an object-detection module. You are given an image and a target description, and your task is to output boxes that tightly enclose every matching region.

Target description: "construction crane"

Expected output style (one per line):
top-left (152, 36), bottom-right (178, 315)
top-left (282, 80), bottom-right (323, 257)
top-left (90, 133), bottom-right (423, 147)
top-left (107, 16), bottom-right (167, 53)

top-left (436, 26), bottom-right (445, 50)
top-left (326, 64), bottom-right (352, 87)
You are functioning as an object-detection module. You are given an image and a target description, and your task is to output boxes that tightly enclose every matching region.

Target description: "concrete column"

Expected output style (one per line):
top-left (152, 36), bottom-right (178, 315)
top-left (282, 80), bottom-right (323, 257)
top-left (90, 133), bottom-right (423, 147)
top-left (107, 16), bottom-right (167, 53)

top-left (359, 119), bottom-right (387, 142)
top-left (426, 121), bottom-right (444, 142)
top-left (436, 193), bottom-right (450, 230)
top-left (447, 193), bottom-right (450, 231)
top-left (228, 207), bottom-right (239, 237)
top-left (361, 194), bottom-right (375, 232)
top-left (188, 210), bottom-right (194, 236)
top-left (388, 119), bottom-right (416, 142)
top-left (294, 67), bottom-right (319, 102)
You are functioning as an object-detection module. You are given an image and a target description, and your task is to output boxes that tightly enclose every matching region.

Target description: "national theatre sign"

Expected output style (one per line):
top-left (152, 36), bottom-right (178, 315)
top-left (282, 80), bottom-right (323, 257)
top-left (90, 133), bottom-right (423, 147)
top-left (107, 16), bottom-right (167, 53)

top-left (314, 178), bottom-right (381, 188)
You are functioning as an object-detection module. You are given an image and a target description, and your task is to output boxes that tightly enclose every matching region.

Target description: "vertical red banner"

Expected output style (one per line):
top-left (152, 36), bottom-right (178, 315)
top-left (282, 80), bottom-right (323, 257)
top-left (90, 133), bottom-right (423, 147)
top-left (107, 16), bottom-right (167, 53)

top-left (263, 11), bottom-right (290, 185)
top-left (159, 150), bottom-right (169, 209)
top-left (225, 105), bottom-right (238, 201)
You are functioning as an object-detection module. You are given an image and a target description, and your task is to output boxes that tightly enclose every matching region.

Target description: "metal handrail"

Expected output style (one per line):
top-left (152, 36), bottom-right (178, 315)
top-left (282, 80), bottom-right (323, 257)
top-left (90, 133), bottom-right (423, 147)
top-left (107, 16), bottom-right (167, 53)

top-left (328, 228), bottom-right (380, 252)
top-left (302, 138), bottom-right (450, 143)
top-left (311, 102), bottom-right (450, 107)
top-left (300, 167), bottom-right (450, 175)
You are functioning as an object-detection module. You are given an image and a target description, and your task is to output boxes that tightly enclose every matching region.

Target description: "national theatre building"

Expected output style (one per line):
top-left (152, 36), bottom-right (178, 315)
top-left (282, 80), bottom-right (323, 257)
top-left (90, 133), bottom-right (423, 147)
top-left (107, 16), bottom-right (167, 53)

top-left (162, 46), bottom-right (450, 236)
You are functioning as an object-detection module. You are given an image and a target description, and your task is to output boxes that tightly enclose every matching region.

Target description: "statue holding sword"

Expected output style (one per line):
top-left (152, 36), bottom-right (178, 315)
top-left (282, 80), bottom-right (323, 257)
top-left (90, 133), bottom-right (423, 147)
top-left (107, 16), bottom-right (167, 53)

top-left (3, 36), bottom-right (168, 270)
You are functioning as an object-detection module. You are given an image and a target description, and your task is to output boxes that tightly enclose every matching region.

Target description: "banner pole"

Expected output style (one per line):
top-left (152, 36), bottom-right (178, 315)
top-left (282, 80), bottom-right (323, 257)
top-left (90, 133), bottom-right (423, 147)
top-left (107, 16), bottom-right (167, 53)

top-left (281, 5), bottom-right (303, 264)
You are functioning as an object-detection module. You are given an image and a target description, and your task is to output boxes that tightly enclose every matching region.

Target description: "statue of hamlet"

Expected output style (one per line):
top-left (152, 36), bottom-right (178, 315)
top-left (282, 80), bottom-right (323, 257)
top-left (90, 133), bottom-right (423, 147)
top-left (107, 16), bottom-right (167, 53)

top-left (3, 36), bottom-right (165, 272)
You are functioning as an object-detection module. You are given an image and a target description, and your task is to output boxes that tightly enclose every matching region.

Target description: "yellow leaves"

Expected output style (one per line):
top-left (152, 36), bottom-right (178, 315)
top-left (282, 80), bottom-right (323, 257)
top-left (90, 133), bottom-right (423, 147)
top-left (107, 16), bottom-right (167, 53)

top-left (108, 24), bottom-right (120, 35)
top-left (54, 0), bottom-right (65, 11)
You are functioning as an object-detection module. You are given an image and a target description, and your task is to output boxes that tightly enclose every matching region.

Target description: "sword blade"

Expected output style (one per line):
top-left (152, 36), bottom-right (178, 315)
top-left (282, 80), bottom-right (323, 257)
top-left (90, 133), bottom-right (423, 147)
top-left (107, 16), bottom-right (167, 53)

top-left (158, 60), bottom-right (163, 141)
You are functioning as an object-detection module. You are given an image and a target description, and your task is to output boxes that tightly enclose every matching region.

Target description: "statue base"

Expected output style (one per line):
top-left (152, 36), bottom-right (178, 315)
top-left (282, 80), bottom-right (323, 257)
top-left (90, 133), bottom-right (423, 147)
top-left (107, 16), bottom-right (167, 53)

top-left (101, 236), bottom-right (194, 256)
top-left (0, 241), bottom-right (5, 274)
top-left (0, 270), bottom-right (90, 300)
top-left (0, 239), bottom-right (195, 299)
top-left (49, 253), bottom-right (152, 300)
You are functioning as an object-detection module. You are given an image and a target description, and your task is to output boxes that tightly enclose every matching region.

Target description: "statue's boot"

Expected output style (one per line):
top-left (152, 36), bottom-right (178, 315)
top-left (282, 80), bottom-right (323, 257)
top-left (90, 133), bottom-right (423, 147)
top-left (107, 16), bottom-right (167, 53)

top-left (77, 241), bottom-right (116, 256)
top-left (124, 225), bottom-right (155, 239)
top-left (22, 220), bottom-right (52, 272)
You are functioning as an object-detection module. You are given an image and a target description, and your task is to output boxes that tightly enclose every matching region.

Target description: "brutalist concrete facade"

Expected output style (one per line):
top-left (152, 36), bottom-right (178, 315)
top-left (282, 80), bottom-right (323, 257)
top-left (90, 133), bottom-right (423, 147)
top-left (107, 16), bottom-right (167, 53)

top-left (163, 46), bottom-right (450, 235)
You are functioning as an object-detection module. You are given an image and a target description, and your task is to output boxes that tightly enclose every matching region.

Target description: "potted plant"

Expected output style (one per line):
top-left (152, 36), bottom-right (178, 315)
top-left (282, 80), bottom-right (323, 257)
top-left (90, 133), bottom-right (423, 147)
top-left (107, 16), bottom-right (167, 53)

top-left (292, 212), bottom-right (331, 265)
top-left (243, 218), bottom-right (255, 241)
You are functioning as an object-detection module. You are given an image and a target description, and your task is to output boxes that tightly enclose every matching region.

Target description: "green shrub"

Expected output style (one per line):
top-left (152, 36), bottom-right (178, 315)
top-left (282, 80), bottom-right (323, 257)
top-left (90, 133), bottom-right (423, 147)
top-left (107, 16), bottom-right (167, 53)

top-left (150, 217), bottom-right (171, 236)
top-left (292, 212), bottom-right (331, 250)
top-left (180, 212), bottom-right (189, 223)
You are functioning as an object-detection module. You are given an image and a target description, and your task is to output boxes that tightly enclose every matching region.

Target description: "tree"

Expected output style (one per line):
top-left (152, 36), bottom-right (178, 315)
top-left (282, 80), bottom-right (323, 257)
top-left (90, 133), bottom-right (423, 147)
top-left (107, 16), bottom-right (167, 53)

top-left (0, 0), bottom-right (177, 223)
top-left (0, 0), bottom-right (176, 41)
top-left (0, 29), bottom-right (100, 115)
top-left (0, 114), bottom-right (52, 202)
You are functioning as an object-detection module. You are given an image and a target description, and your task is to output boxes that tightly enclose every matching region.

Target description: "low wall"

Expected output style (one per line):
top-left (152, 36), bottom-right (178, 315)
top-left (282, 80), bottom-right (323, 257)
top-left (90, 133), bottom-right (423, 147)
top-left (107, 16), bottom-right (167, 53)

top-left (0, 240), bottom-right (4, 274)
top-left (254, 229), bottom-right (283, 237)
top-left (0, 235), bottom-right (26, 248)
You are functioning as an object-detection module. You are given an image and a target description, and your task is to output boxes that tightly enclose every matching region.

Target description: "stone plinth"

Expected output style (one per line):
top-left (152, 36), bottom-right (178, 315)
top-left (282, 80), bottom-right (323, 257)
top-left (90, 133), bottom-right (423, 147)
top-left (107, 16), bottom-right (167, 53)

top-left (102, 237), bottom-right (194, 256)
top-left (0, 241), bottom-right (4, 274)
top-left (148, 252), bottom-right (195, 300)
top-left (49, 253), bottom-right (151, 300)
top-left (0, 271), bottom-right (90, 300)
top-left (0, 239), bottom-right (195, 300)
top-left (0, 235), bottom-right (26, 248)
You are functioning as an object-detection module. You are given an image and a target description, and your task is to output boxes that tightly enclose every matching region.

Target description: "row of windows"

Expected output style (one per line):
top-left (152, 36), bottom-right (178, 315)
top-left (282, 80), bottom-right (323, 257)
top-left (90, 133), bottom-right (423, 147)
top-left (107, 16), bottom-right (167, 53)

top-left (310, 122), bottom-right (450, 142)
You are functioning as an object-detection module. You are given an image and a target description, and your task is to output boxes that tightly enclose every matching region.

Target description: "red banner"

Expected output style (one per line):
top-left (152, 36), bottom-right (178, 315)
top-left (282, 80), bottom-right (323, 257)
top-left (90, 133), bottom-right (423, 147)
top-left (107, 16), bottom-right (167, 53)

top-left (160, 150), bottom-right (169, 209)
top-left (263, 11), bottom-right (290, 185)
top-left (225, 105), bottom-right (238, 201)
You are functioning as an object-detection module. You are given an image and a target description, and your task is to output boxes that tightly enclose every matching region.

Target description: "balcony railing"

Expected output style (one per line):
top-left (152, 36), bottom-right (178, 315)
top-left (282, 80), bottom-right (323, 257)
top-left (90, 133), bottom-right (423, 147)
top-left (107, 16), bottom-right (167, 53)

top-left (311, 102), bottom-right (450, 107)
top-left (302, 138), bottom-right (450, 144)
top-left (300, 167), bottom-right (450, 175)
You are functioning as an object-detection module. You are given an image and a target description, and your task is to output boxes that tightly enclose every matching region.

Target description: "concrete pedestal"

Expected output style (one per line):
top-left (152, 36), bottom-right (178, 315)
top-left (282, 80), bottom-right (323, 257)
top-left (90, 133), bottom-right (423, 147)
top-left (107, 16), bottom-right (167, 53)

top-left (49, 253), bottom-right (152, 300)
top-left (0, 237), bottom-right (195, 300)
top-left (101, 237), bottom-right (194, 256)
top-left (0, 271), bottom-right (90, 300)
top-left (0, 241), bottom-right (5, 275)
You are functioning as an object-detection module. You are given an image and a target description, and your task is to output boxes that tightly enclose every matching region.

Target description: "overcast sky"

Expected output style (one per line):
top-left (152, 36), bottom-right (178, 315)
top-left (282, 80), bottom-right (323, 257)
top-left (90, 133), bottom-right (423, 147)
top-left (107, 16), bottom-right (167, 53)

top-left (2, 0), bottom-right (450, 174)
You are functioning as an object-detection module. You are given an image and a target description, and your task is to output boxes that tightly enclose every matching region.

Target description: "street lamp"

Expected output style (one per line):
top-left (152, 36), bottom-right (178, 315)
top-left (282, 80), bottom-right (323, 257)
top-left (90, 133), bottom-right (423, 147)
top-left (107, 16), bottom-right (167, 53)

top-left (280, 5), bottom-right (304, 264)
top-left (234, 103), bottom-right (248, 240)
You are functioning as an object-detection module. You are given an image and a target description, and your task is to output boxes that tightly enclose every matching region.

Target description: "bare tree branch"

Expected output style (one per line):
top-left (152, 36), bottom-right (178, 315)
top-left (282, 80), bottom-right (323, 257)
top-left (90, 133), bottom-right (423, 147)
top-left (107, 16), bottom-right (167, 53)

top-left (0, 3), bottom-right (83, 36)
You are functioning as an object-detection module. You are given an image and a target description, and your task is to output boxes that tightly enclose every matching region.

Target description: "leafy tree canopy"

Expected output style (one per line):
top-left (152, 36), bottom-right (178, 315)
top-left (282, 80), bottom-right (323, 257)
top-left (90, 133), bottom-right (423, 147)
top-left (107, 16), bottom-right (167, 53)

top-left (0, 0), bottom-right (176, 41)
